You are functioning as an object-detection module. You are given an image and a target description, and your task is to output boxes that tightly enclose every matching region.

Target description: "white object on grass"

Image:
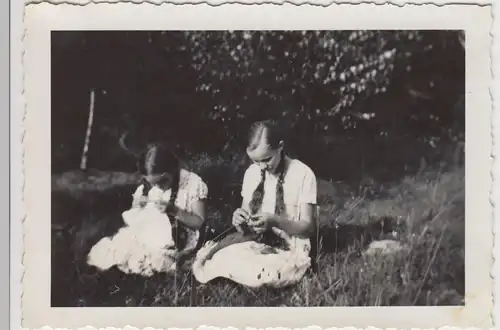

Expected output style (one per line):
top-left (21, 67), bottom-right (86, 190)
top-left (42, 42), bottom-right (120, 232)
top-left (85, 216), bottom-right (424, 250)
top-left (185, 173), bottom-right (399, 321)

top-left (363, 239), bottom-right (407, 257)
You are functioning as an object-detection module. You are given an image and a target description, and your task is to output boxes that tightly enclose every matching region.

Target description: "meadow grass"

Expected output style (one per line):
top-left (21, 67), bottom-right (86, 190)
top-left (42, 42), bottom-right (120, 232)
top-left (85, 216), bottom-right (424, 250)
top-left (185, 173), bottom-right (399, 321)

top-left (51, 151), bottom-right (464, 307)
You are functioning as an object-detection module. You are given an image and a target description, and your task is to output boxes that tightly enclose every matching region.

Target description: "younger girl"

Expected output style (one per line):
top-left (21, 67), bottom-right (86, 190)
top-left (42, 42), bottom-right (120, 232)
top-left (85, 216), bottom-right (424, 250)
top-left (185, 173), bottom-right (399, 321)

top-left (87, 143), bottom-right (208, 277)
top-left (192, 120), bottom-right (317, 288)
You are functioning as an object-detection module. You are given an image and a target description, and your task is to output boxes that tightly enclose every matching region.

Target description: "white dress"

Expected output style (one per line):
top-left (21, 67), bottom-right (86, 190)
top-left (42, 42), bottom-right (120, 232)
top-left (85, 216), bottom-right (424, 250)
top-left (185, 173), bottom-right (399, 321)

top-left (87, 169), bottom-right (208, 277)
top-left (192, 159), bottom-right (317, 288)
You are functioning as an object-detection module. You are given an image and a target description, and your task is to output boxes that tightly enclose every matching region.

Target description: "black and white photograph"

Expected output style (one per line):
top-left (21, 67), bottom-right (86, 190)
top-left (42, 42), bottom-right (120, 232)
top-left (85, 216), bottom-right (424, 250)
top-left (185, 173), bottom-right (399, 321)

top-left (50, 29), bottom-right (466, 307)
top-left (21, 3), bottom-right (493, 329)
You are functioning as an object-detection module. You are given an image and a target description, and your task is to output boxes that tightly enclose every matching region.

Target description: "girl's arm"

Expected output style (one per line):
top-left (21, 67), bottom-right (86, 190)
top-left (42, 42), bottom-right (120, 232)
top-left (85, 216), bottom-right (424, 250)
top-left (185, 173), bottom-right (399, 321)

top-left (269, 202), bottom-right (316, 238)
top-left (169, 174), bottom-right (208, 230)
top-left (232, 166), bottom-right (255, 232)
top-left (235, 198), bottom-right (254, 234)
top-left (168, 200), bottom-right (206, 230)
top-left (241, 196), bottom-right (252, 213)
top-left (269, 164), bottom-right (318, 238)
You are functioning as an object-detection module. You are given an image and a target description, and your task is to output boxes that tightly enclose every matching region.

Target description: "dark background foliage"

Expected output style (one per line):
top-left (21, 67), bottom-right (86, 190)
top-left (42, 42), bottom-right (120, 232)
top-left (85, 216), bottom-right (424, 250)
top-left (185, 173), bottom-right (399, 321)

top-left (51, 30), bottom-right (464, 183)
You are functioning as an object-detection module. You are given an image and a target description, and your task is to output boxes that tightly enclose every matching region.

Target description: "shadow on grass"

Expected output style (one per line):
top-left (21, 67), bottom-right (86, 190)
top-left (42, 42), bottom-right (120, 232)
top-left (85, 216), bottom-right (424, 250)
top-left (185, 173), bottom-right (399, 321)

top-left (317, 216), bottom-right (400, 254)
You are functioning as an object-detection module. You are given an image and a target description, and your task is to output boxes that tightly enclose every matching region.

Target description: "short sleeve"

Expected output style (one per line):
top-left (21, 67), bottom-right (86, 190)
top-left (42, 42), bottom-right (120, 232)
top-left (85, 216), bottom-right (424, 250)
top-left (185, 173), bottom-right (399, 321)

top-left (299, 166), bottom-right (317, 205)
top-left (189, 173), bottom-right (208, 202)
top-left (241, 165), bottom-right (257, 200)
top-left (132, 184), bottom-right (144, 199)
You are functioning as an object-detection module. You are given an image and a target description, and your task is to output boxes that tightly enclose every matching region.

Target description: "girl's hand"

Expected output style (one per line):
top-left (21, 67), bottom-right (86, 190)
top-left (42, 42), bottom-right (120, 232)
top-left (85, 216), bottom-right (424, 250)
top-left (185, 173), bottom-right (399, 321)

top-left (165, 202), bottom-right (178, 218)
top-left (133, 195), bottom-right (148, 208)
top-left (250, 224), bottom-right (267, 235)
top-left (232, 208), bottom-right (251, 232)
top-left (156, 201), bottom-right (168, 213)
top-left (248, 212), bottom-right (275, 231)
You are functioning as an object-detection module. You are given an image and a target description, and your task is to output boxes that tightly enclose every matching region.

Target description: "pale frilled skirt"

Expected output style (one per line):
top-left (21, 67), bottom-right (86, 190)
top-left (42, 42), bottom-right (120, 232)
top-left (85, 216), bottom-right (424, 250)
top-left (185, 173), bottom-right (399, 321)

top-left (192, 229), bottom-right (312, 288)
top-left (86, 205), bottom-right (178, 277)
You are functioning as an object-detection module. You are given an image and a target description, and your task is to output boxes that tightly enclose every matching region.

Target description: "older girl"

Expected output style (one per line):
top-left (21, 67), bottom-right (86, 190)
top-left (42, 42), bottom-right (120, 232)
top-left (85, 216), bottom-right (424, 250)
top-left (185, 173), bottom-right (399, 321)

top-left (87, 142), bottom-right (208, 277)
top-left (192, 120), bottom-right (317, 288)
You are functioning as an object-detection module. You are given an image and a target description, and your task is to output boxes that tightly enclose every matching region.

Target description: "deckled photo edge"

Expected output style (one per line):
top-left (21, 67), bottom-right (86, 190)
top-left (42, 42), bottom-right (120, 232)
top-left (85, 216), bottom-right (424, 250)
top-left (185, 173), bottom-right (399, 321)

top-left (20, 2), bottom-right (494, 330)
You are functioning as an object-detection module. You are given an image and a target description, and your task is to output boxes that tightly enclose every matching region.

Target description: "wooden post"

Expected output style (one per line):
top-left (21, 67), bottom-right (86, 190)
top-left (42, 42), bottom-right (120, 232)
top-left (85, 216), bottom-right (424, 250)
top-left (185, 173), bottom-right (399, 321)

top-left (80, 89), bottom-right (96, 171)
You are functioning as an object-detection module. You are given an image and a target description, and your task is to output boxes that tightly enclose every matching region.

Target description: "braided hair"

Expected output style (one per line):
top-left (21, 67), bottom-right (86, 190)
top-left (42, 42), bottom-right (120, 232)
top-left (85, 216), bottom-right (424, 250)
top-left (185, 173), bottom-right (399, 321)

top-left (246, 120), bottom-right (289, 249)
top-left (248, 150), bottom-right (286, 216)
top-left (138, 143), bottom-right (187, 250)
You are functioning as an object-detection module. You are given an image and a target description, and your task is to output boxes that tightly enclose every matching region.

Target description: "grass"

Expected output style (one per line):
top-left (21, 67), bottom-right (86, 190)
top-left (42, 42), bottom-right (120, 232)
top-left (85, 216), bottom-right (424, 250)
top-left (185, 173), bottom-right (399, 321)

top-left (51, 151), bottom-right (465, 307)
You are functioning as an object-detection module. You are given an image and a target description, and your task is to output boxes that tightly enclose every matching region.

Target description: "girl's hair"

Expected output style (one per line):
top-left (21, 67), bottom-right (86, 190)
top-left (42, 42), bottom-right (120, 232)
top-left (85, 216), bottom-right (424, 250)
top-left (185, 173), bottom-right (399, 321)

top-left (139, 143), bottom-right (180, 204)
top-left (247, 119), bottom-right (285, 151)
top-left (247, 120), bottom-right (287, 216)
top-left (138, 143), bottom-right (187, 249)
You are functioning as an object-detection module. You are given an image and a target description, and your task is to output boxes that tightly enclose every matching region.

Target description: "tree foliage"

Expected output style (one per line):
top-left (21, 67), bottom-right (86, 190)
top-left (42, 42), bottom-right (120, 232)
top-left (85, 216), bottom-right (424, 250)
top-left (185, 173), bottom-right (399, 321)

top-left (180, 30), bottom-right (463, 142)
top-left (51, 30), bottom-right (464, 172)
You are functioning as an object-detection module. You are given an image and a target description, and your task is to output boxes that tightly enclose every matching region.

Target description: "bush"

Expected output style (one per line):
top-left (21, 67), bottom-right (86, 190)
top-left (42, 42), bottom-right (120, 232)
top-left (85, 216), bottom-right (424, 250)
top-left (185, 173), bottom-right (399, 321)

top-left (51, 31), bottom-right (464, 172)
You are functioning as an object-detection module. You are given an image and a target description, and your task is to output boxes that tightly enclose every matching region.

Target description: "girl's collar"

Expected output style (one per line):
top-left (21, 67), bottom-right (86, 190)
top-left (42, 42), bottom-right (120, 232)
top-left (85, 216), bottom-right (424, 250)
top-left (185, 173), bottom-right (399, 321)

top-left (267, 155), bottom-right (291, 178)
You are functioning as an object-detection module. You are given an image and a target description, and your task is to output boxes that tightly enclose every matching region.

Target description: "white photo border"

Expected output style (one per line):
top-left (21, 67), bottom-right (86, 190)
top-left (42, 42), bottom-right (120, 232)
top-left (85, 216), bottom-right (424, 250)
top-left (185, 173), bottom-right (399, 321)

top-left (19, 2), bottom-right (494, 329)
